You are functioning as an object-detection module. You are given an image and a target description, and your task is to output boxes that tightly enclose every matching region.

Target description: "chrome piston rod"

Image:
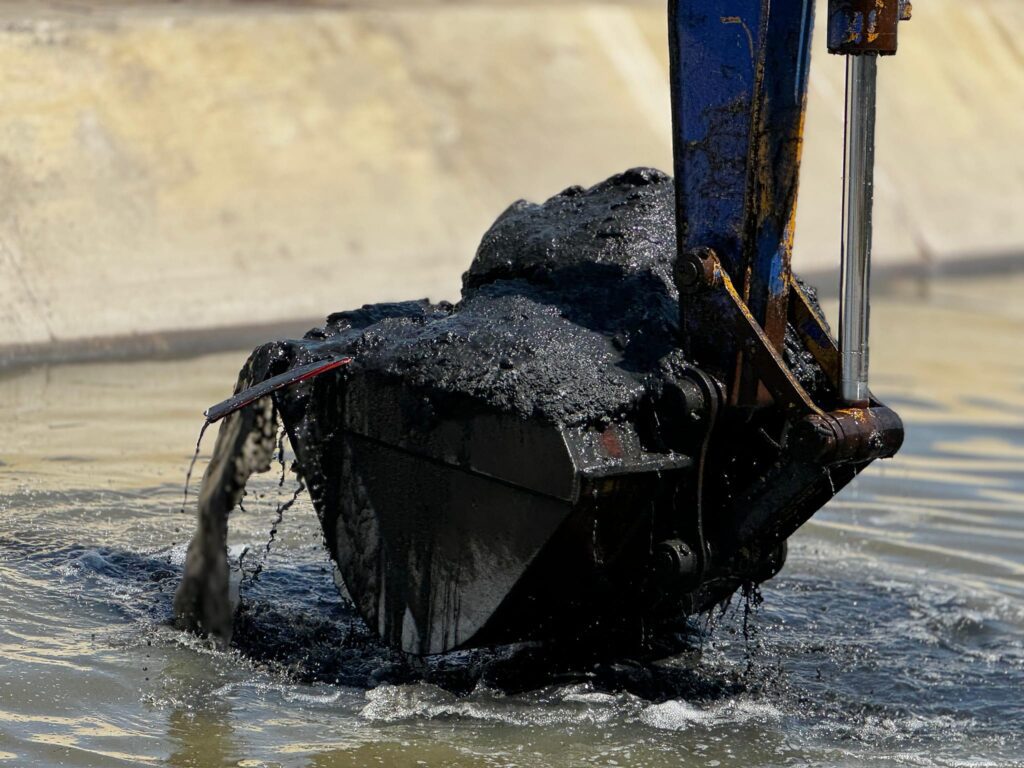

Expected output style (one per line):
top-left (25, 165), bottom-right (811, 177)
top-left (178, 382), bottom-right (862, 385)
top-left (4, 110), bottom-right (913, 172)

top-left (839, 54), bottom-right (878, 406)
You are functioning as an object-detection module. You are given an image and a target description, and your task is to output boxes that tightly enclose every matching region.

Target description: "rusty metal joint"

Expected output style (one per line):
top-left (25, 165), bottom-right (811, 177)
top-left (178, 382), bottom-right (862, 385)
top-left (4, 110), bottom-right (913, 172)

top-left (827, 0), bottom-right (906, 56)
top-left (675, 246), bottom-right (721, 295)
top-left (790, 406), bottom-right (904, 465)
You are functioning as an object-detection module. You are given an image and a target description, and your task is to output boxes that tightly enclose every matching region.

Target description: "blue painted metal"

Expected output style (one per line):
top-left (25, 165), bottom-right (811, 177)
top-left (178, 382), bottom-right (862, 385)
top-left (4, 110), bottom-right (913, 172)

top-left (670, 0), bottom-right (815, 398)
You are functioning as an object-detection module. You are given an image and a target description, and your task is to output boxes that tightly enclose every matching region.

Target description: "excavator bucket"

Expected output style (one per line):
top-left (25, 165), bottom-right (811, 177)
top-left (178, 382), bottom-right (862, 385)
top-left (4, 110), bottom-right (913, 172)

top-left (176, 0), bottom-right (905, 656)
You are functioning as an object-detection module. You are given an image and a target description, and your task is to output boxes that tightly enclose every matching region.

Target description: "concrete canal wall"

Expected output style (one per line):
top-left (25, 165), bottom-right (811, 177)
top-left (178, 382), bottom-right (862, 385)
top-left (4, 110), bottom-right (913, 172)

top-left (1, 0), bottom-right (1021, 365)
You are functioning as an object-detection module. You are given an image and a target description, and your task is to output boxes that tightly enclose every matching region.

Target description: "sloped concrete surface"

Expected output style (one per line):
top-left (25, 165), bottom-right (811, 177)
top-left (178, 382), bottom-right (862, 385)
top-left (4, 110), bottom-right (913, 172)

top-left (0, 0), bottom-right (1020, 364)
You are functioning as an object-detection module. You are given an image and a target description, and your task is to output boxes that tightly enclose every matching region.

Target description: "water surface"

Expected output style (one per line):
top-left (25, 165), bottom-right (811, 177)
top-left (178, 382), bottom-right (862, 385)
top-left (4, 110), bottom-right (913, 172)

top-left (2, 280), bottom-right (1023, 767)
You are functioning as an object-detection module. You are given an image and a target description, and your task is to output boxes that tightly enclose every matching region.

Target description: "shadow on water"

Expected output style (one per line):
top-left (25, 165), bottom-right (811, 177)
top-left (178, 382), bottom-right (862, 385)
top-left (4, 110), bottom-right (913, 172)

top-left (1, 535), bottom-right (752, 702)
top-left (6, 515), bottom-right (1024, 697)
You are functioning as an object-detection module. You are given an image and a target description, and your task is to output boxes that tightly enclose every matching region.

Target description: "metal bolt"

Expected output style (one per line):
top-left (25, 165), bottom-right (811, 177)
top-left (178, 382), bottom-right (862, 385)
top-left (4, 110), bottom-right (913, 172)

top-left (675, 247), bottom-right (718, 294)
top-left (652, 539), bottom-right (698, 585)
top-left (675, 258), bottom-right (703, 291)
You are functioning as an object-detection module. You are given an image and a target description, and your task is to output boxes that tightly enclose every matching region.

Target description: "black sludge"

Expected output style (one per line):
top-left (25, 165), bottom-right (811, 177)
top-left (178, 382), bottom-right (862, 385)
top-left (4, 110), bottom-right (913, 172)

top-left (175, 168), bottom-right (827, 655)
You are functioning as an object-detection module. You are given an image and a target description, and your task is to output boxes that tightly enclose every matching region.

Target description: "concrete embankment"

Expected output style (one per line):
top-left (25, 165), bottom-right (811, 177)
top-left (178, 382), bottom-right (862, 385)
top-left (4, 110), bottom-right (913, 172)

top-left (1, 0), bottom-right (1021, 366)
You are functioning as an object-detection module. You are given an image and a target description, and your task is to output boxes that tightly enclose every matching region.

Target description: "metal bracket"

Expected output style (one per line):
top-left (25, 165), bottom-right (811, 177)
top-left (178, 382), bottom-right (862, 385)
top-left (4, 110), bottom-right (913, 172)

top-left (649, 365), bottom-right (721, 608)
top-left (679, 366), bottom-right (721, 584)
top-left (676, 247), bottom-right (903, 467)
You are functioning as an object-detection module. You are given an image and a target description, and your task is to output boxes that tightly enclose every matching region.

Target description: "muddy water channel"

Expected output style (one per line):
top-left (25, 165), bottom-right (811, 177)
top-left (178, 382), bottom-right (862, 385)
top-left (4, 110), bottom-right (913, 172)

top-left (2, 279), bottom-right (1024, 767)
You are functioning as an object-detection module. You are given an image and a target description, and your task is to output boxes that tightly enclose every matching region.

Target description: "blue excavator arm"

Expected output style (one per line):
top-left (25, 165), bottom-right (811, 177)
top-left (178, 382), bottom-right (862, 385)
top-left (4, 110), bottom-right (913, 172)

top-left (670, 0), bottom-right (815, 387)
top-left (669, 0), bottom-right (910, 408)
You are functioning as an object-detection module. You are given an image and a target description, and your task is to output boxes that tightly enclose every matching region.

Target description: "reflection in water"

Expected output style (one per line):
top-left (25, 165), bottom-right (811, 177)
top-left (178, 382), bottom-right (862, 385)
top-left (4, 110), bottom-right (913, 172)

top-left (1, 281), bottom-right (1023, 766)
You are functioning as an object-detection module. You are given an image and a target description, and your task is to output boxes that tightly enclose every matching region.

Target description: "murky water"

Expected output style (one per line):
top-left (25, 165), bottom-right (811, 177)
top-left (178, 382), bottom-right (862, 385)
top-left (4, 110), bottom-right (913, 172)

top-left (2, 279), bottom-right (1024, 767)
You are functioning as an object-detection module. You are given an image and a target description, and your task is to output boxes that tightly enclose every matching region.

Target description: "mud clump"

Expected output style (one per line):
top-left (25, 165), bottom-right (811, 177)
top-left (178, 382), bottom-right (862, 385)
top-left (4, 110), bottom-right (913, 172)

top-left (294, 167), bottom-right (685, 428)
top-left (282, 166), bottom-right (824, 422)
